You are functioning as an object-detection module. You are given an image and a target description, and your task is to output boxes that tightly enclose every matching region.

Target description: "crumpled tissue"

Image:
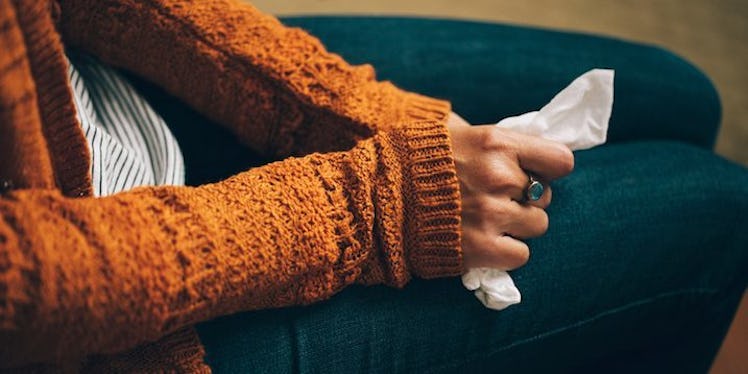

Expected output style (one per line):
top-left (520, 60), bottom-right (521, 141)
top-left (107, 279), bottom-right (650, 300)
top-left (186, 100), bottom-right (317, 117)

top-left (461, 68), bottom-right (614, 310)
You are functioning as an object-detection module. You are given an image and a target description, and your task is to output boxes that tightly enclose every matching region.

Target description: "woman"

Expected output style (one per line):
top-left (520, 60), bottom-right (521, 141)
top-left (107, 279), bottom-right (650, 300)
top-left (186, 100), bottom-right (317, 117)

top-left (1, 0), bottom-right (745, 372)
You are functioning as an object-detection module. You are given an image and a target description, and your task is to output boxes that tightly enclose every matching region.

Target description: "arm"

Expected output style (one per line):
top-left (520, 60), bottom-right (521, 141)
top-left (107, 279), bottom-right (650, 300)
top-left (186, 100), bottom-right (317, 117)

top-left (0, 121), bottom-right (462, 368)
top-left (58, 0), bottom-right (451, 158)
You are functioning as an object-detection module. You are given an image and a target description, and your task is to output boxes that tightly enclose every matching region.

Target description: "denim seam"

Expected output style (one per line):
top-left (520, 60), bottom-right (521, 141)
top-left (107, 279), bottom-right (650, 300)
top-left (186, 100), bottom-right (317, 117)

top-left (427, 287), bottom-right (720, 372)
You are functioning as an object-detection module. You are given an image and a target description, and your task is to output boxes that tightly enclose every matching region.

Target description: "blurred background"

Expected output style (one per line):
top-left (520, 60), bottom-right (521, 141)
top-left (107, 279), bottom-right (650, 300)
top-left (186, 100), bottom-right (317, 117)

top-left (249, 1), bottom-right (746, 373)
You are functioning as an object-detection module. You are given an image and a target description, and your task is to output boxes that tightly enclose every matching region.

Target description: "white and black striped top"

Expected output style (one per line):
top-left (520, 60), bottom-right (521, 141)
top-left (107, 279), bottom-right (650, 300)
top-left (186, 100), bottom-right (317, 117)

top-left (67, 53), bottom-right (185, 197)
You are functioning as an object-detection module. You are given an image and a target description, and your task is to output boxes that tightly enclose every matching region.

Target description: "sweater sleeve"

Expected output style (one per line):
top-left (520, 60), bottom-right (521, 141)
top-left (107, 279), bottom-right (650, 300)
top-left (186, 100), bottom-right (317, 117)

top-left (0, 121), bottom-right (462, 368)
top-left (57, 0), bottom-right (452, 158)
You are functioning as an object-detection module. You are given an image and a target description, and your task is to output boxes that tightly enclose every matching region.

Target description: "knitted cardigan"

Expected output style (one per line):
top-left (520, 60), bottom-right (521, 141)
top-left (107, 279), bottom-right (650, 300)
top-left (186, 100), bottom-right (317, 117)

top-left (0, 0), bottom-right (463, 371)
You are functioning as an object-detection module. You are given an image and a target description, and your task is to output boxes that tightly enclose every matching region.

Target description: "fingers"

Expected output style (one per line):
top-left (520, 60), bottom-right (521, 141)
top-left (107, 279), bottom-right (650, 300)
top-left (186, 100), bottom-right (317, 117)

top-left (515, 135), bottom-right (574, 180)
top-left (488, 127), bottom-right (575, 181)
top-left (452, 125), bottom-right (568, 272)
top-left (461, 203), bottom-right (545, 270)
top-left (462, 228), bottom-right (530, 270)
top-left (478, 154), bottom-right (528, 199)
top-left (464, 195), bottom-right (549, 239)
top-left (504, 203), bottom-right (549, 239)
top-left (478, 160), bottom-right (553, 209)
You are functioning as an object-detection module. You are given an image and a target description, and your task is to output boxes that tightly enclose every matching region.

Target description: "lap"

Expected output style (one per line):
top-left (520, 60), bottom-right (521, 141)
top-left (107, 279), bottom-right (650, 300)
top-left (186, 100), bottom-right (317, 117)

top-left (197, 141), bottom-right (748, 373)
top-left (194, 18), bottom-right (742, 373)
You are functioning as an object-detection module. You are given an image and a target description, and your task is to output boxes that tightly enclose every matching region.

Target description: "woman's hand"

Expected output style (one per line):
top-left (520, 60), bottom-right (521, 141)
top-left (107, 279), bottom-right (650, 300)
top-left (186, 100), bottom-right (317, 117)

top-left (447, 112), bottom-right (574, 270)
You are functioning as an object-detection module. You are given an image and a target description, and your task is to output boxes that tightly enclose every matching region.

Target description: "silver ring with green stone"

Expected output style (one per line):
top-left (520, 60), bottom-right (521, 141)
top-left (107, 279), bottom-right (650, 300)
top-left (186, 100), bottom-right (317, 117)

top-left (526, 175), bottom-right (544, 202)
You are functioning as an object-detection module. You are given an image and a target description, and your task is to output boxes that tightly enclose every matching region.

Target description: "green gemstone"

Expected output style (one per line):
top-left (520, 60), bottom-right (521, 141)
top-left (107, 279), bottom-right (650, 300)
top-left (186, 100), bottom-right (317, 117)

top-left (527, 181), bottom-right (544, 201)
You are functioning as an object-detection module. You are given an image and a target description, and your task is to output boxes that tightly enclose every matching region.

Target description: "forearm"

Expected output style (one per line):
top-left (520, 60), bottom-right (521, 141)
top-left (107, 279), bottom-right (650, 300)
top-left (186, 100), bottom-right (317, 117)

top-left (58, 0), bottom-right (451, 158)
top-left (0, 121), bottom-right (462, 368)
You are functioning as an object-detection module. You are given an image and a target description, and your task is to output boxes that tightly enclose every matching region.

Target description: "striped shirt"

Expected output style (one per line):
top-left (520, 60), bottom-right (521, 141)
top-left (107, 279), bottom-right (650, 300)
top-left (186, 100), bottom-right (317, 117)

top-left (66, 53), bottom-right (185, 197)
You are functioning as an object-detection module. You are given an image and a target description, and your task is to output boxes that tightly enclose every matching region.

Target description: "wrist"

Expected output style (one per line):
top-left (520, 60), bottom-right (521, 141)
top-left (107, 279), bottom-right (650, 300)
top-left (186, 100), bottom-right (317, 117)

top-left (383, 120), bottom-right (464, 283)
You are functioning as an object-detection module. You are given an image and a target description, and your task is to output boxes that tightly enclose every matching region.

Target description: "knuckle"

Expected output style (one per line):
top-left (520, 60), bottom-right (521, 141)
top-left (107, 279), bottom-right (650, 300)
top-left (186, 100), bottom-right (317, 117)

top-left (509, 173), bottom-right (527, 191)
top-left (474, 197), bottom-right (507, 219)
top-left (484, 166), bottom-right (524, 193)
top-left (487, 168), bottom-right (516, 190)
top-left (475, 167), bottom-right (497, 187)
top-left (474, 196), bottom-right (494, 213)
top-left (494, 201), bottom-right (513, 217)
top-left (479, 127), bottom-right (509, 151)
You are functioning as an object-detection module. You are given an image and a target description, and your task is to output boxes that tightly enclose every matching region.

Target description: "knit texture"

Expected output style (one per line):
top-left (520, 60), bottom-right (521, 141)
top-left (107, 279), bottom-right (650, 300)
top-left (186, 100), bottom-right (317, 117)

top-left (59, 0), bottom-right (452, 157)
top-left (0, 0), bottom-right (463, 371)
top-left (0, 0), bottom-right (58, 192)
top-left (15, 0), bottom-right (92, 198)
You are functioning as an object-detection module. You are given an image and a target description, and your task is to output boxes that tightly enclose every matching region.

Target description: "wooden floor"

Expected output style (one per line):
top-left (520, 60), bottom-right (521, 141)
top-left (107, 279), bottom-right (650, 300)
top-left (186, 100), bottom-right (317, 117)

top-left (249, 1), bottom-right (747, 373)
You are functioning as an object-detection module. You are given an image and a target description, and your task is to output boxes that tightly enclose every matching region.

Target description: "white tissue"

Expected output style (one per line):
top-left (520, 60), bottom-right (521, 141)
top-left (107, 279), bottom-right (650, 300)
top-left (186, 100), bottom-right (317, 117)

top-left (462, 69), bottom-right (614, 310)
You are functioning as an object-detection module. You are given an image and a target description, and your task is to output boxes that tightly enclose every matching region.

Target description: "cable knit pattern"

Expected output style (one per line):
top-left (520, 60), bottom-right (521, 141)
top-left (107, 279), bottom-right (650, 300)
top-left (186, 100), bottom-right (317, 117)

top-left (58, 0), bottom-right (452, 158)
top-left (0, 121), bottom-right (461, 368)
top-left (0, 0), bottom-right (462, 371)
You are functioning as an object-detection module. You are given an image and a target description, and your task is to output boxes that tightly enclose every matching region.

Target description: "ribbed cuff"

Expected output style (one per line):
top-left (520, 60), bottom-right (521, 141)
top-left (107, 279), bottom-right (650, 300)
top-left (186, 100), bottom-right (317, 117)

top-left (388, 120), bottom-right (464, 280)
top-left (82, 327), bottom-right (210, 373)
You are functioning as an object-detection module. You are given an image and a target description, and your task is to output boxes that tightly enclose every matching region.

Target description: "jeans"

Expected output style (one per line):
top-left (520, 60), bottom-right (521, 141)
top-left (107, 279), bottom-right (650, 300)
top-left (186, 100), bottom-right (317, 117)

top-left (136, 17), bottom-right (747, 373)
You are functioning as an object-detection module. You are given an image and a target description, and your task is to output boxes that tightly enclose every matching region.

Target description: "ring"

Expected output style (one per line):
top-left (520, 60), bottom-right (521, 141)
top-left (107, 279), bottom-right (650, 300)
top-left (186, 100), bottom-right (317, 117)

top-left (525, 174), bottom-right (544, 202)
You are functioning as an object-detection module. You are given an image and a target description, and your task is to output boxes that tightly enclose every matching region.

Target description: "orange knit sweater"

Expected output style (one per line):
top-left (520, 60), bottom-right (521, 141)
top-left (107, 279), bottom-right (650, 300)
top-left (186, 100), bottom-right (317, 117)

top-left (0, 0), bottom-right (463, 371)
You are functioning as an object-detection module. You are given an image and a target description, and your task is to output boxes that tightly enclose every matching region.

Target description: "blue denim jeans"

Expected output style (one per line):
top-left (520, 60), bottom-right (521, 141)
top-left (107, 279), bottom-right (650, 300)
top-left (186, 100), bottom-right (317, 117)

top-left (136, 17), bottom-right (747, 373)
